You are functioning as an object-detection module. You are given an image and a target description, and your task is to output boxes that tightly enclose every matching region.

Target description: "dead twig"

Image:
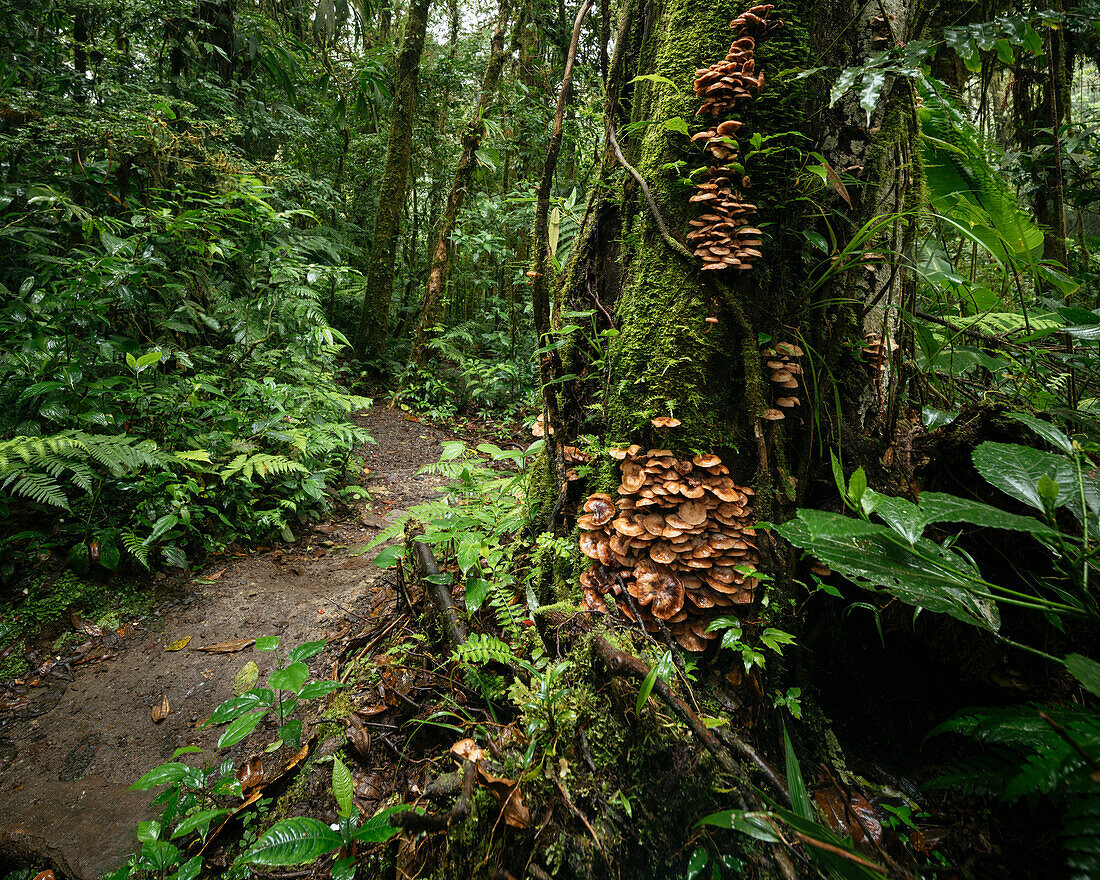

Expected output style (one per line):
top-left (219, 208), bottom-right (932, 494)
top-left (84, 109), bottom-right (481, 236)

top-left (550, 764), bottom-right (612, 869)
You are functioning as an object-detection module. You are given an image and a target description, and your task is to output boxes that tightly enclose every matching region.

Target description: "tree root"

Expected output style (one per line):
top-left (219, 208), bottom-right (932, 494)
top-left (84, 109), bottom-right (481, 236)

top-left (392, 760), bottom-right (476, 832)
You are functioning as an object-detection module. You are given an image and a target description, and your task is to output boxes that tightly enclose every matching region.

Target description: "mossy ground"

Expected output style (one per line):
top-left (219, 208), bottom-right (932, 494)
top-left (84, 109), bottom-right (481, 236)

top-left (0, 570), bottom-right (154, 675)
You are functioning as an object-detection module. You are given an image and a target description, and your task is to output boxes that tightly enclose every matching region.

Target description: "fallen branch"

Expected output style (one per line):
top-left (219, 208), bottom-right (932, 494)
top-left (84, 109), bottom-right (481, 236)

top-left (406, 526), bottom-right (468, 649)
top-left (592, 635), bottom-right (736, 774)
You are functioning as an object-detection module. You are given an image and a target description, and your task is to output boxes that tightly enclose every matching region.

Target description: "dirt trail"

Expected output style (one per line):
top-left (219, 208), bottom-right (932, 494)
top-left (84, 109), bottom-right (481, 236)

top-left (0, 408), bottom-right (451, 879)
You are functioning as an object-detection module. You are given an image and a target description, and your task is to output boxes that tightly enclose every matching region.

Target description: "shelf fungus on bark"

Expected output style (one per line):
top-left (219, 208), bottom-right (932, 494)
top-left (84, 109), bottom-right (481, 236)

top-left (870, 11), bottom-right (892, 50)
top-left (863, 331), bottom-right (898, 371)
top-left (688, 4), bottom-right (781, 272)
top-left (760, 341), bottom-right (803, 419)
top-left (576, 449), bottom-right (760, 651)
top-left (530, 413), bottom-right (554, 437)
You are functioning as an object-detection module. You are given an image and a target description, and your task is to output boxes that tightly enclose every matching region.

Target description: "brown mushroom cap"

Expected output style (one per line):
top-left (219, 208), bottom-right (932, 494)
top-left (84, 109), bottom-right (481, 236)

top-left (693, 453), bottom-right (723, 468)
top-left (613, 516), bottom-right (646, 537)
top-left (583, 494), bottom-right (616, 526)
top-left (632, 567), bottom-right (686, 620)
top-left (764, 409), bottom-right (785, 420)
top-left (678, 501), bottom-right (708, 525)
top-left (582, 588), bottom-right (609, 614)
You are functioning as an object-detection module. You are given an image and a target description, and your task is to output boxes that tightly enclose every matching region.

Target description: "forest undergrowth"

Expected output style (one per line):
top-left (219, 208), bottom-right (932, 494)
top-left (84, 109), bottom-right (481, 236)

top-left (5, 0), bottom-right (1100, 878)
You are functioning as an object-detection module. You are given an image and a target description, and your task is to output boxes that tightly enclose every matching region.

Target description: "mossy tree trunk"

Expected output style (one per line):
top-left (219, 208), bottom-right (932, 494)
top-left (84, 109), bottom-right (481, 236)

top-left (532, 0), bottom-right (929, 583)
top-left (354, 0), bottom-right (432, 355)
top-left (410, 0), bottom-right (518, 365)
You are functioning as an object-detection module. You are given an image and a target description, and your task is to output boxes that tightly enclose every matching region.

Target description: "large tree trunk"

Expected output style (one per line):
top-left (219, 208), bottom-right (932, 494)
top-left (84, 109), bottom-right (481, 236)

top-left (530, 0), bottom-right (927, 602)
top-left (410, 0), bottom-right (516, 364)
top-left (354, 0), bottom-right (432, 355)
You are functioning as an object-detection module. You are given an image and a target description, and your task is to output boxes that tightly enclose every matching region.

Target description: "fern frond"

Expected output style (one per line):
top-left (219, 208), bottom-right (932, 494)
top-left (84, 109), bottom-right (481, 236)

top-left (3, 470), bottom-right (70, 508)
top-left (450, 633), bottom-right (515, 667)
top-left (121, 531), bottom-right (151, 569)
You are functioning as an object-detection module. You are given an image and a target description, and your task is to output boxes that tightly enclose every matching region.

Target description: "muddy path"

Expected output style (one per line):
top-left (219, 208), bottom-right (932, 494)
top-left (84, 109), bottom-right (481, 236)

top-left (0, 407), bottom-right (455, 880)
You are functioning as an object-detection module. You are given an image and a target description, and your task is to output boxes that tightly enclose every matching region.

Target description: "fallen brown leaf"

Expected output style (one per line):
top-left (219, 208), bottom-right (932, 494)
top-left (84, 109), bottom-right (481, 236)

top-left (345, 714), bottom-right (371, 760)
top-left (355, 703), bottom-right (388, 718)
top-left (449, 737), bottom-right (487, 764)
top-left (33, 870), bottom-right (55, 880)
top-left (236, 756), bottom-right (264, 793)
top-left (151, 694), bottom-right (170, 723)
top-left (195, 639), bottom-right (255, 654)
top-left (116, 622), bottom-right (137, 639)
top-left (475, 765), bottom-right (530, 829)
top-left (70, 611), bottom-right (102, 638)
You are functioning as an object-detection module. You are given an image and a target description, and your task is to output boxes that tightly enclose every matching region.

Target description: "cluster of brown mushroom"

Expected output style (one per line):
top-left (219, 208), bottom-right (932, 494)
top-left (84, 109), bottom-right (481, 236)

top-left (577, 449), bottom-right (759, 652)
top-left (761, 340), bottom-right (803, 420)
top-left (687, 174), bottom-right (764, 271)
top-left (870, 11), bottom-right (891, 50)
top-left (863, 331), bottom-right (898, 372)
top-left (687, 5), bottom-right (782, 272)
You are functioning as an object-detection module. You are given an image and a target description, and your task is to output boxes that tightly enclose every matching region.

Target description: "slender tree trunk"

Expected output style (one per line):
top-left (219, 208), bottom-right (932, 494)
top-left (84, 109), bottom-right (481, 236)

top-left (354, 0), bottom-right (432, 355)
top-left (411, 0), bottom-right (516, 364)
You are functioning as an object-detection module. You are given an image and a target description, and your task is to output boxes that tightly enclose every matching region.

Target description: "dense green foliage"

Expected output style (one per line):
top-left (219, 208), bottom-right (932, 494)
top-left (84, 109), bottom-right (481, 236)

top-left (9, 0), bottom-right (1100, 878)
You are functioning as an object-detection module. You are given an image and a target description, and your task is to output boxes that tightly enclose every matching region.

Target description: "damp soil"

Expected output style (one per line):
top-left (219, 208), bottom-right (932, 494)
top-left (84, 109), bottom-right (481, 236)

top-left (0, 407), bottom-right (459, 880)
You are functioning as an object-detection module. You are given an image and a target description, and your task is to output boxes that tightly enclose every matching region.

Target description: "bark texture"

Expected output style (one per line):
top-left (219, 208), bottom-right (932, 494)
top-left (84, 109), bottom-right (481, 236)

top-left (530, 0), bottom-right (926, 589)
top-left (354, 0), bottom-right (432, 355)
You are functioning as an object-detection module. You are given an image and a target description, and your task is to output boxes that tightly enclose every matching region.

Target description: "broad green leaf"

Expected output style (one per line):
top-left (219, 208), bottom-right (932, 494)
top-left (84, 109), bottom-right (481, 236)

top-left (373, 545), bottom-right (404, 569)
top-left (270, 661), bottom-right (309, 694)
top-left (354, 805), bottom-right (411, 843)
top-left (465, 576), bottom-right (490, 612)
top-left (206, 690), bottom-right (271, 726)
top-left (217, 710), bottom-right (264, 748)
top-left (238, 817), bottom-right (342, 866)
top-left (333, 756), bottom-right (354, 818)
top-left (332, 856), bottom-right (357, 880)
top-left (168, 856), bottom-right (202, 880)
top-left (171, 809), bottom-right (230, 840)
top-left (778, 510), bottom-right (1001, 631)
top-left (697, 810), bottom-right (781, 842)
top-left (131, 763), bottom-right (189, 791)
top-left (289, 639), bottom-right (326, 663)
top-left (298, 680), bottom-right (345, 700)
top-left (1008, 412), bottom-right (1073, 455)
top-left (141, 840), bottom-right (180, 871)
top-left (1065, 654), bottom-right (1100, 698)
top-left (637, 662), bottom-right (660, 714)
top-left (973, 442), bottom-right (1100, 529)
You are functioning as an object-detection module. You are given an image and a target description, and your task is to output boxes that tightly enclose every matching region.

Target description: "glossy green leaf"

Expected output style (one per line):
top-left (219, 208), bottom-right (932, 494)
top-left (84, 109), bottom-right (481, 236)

top-left (269, 661), bottom-right (309, 694)
top-left (1066, 654), bottom-right (1100, 698)
top-left (332, 756), bottom-right (354, 818)
top-left (171, 809), bottom-right (230, 840)
top-left (238, 817), bottom-right (343, 866)
top-left (1008, 413), bottom-right (1073, 455)
top-left (298, 680), bottom-right (345, 700)
top-left (289, 639), bottom-right (326, 663)
top-left (778, 510), bottom-right (1000, 631)
top-left (354, 805), bottom-right (411, 843)
top-left (217, 710), bottom-right (264, 748)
